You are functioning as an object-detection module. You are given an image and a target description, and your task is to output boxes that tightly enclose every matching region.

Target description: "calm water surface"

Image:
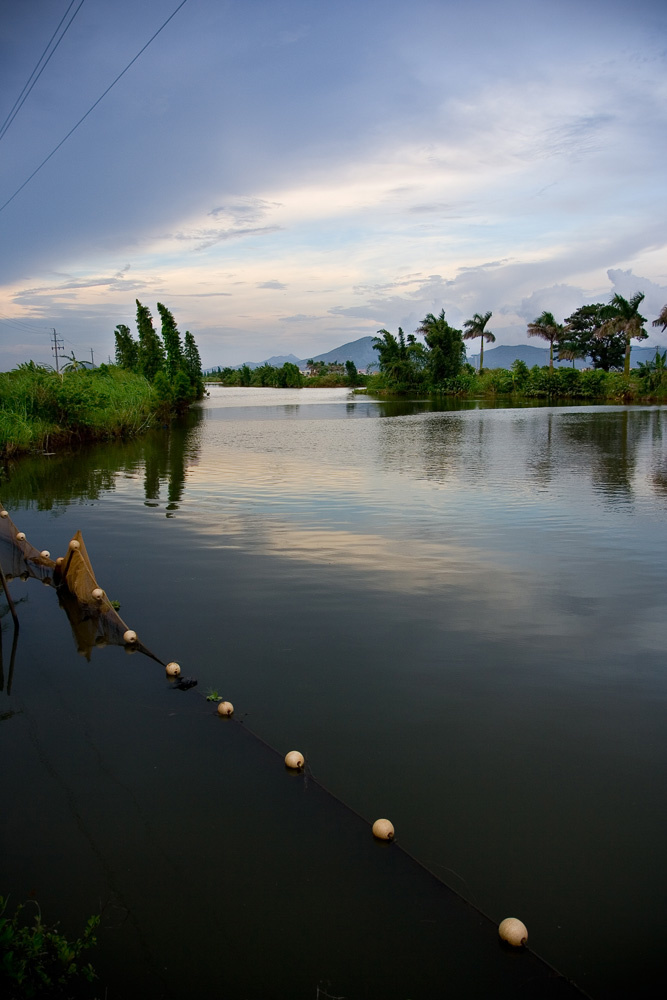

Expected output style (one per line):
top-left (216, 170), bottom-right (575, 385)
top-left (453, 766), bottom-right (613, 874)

top-left (2, 387), bottom-right (666, 998)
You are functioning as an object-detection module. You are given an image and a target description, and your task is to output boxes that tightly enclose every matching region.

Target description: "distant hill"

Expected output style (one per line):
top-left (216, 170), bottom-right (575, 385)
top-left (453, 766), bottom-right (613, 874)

top-left (306, 336), bottom-right (378, 370)
top-left (466, 343), bottom-right (664, 370)
top-left (205, 337), bottom-right (665, 375)
top-left (207, 336), bottom-right (380, 373)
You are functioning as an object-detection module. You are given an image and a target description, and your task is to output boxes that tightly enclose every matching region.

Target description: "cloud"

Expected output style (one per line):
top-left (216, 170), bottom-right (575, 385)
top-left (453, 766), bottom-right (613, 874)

top-left (257, 280), bottom-right (287, 290)
top-left (607, 269), bottom-right (667, 318)
top-left (278, 313), bottom-right (321, 322)
top-left (164, 225), bottom-right (283, 252)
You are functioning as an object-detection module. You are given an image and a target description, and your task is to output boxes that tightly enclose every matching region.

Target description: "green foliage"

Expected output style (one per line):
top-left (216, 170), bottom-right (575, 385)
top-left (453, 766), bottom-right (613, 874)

top-left (157, 303), bottom-right (184, 381)
top-left (152, 370), bottom-right (173, 412)
top-left (0, 895), bottom-right (98, 997)
top-left (417, 310), bottom-right (466, 384)
top-left (462, 310), bottom-right (495, 368)
top-left (345, 360), bottom-right (361, 386)
top-left (527, 311), bottom-right (564, 369)
top-left (372, 311), bottom-right (464, 391)
top-left (206, 689), bottom-right (222, 702)
top-left (0, 366), bottom-right (157, 458)
top-left (113, 324), bottom-right (138, 370)
top-left (183, 331), bottom-right (205, 399)
top-left (136, 301), bottom-right (165, 382)
top-left (172, 370), bottom-right (194, 412)
top-left (563, 303), bottom-right (622, 371)
top-left (275, 362), bottom-right (304, 388)
top-left (603, 292), bottom-right (648, 376)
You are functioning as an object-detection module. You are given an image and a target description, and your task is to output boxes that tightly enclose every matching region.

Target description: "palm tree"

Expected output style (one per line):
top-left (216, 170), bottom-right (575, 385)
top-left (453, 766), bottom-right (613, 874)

top-left (527, 311), bottom-right (563, 370)
top-left (598, 292), bottom-right (647, 376)
top-left (652, 304), bottom-right (667, 333)
top-left (462, 311), bottom-right (495, 370)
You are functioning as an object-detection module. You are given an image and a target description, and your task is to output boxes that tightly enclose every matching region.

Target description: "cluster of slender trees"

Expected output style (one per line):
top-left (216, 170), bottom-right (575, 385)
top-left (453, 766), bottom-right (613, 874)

top-left (372, 294), bottom-right (667, 390)
top-left (114, 301), bottom-right (205, 409)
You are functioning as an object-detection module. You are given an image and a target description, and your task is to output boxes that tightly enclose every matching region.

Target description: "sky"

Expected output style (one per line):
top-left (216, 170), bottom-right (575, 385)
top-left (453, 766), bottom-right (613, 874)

top-left (0, 0), bottom-right (666, 371)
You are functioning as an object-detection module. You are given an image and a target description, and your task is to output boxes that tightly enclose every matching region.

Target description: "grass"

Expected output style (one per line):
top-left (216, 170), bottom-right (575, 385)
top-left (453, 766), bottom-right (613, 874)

top-left (0, 364), bottom-right (159, 459)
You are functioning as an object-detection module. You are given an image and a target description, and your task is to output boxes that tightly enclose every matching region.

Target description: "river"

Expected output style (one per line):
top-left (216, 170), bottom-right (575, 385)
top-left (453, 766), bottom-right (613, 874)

top-left (1, 386), bottom-right (666, 998)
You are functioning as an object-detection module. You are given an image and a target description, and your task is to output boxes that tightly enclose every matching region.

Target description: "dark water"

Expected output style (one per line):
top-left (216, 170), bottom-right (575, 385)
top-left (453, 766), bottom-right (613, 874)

top-left (2, 387), bottom-right (667, 998)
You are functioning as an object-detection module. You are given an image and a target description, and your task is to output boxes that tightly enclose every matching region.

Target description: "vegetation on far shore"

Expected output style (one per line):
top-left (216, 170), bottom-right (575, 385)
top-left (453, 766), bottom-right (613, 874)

top-left (365, 295), bottom-right (667, 401)
top-left (0, 302), bottom-right (204, 460)
top-left (207, 293), bottom-right (667, 402)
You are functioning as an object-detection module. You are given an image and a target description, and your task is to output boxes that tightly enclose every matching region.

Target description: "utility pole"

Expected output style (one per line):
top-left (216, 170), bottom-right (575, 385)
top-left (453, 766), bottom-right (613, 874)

top-left (51, 328), bottom-right (64, 373)
top-left (90, 348), bottom-right (95, 368)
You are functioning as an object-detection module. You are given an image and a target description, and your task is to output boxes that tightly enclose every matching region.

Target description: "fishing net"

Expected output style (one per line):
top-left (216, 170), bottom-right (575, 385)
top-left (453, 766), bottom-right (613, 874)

top-left (0, 503), bottom-right (55, 583)
top-left (1, 503), bottom-right (163, 664)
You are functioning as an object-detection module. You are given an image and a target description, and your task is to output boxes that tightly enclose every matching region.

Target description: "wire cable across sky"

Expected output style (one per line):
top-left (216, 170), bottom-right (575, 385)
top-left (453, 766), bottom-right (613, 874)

top-left (0, 0), bottom-right (87, 143)
top-left (0, 0), bottom-right (190, 217)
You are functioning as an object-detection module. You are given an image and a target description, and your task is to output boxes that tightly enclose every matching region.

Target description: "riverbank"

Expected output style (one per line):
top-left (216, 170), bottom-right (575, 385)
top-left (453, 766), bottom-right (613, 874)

top-left (365, 361), bottom-right (667, 402)
top-left (0, 364), bottom-right (158, 459)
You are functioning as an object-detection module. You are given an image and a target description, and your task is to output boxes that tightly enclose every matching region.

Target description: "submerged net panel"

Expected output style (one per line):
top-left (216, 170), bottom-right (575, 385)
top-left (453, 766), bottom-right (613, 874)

top-left (0, 503), bottom-right (56, 583)
top-left (56, 529), bottom-right (164, 664)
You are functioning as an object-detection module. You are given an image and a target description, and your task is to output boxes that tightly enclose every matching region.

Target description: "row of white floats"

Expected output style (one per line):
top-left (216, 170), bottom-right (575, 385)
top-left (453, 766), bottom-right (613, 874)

top-left (161, 659), bottom-right (529, 949)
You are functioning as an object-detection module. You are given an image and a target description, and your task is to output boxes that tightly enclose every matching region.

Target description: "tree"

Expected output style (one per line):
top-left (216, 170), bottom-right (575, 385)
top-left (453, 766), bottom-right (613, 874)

top-left (345, 359), bottom-right (361, 386)
top-left (136, 301), bottom-right (165, 382)
top-left (157, 303), bottom-right (184, 380)
top-left (114, 324), bottom-right (139, 370)
top-left (278, 362), bottom-right (304, 387)
top-left (416, 310), bottom-right (466, 384)
top-left (527, 311), bottom-right (563, 370)
top-left (462, 311), bottom-right (495, 370)
top-left (183, 330), bottom-right (205, 398)
top-left (652, 304), bottom-right (667, 333)
top-left (563, 303), bottom-right (622, 371)
top-left (598, 292), bottom-right (647, 376)
top-left (372, 327), bottom-right (426, 389)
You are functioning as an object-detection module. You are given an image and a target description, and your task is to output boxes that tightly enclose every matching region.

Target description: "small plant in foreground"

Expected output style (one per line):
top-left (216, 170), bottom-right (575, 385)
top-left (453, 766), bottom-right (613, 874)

top-left (109, 600), bottom-right (121, 611)
top-left (0, 895), bottom-right (99, 997)
top-left (205, 689), bottom-right (222, 702)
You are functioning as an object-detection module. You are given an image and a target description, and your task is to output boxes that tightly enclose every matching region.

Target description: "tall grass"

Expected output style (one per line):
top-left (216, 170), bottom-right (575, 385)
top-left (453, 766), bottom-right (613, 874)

top-left (0, 364), bottom-right (158, 458)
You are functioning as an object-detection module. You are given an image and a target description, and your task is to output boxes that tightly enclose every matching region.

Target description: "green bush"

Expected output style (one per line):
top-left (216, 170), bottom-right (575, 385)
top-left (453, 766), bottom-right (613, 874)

top-left (0, 895), bottom-right (98, 998)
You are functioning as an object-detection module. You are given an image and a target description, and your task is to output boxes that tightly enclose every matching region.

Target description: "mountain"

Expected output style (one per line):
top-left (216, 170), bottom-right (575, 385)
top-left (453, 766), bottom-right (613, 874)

top-left (466, 343), bottom-right (664, 370)
top-left (207, 336), bottom-right (379, 372)
top-left (305, 336), bottom-right (378, 370)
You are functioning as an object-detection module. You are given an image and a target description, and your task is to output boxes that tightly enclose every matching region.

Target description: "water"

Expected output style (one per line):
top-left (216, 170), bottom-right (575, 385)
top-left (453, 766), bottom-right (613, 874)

top-left (2, 386), bottom-right (667, 998)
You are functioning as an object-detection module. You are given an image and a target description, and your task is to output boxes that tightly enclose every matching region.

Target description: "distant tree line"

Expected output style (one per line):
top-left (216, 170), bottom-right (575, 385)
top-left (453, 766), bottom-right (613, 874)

top-left (207, 358), bottom-right (364, 389)
top-left (370, 294), bottom-right (667, 394)
top-left (114, 301), bottom-right (205, 410)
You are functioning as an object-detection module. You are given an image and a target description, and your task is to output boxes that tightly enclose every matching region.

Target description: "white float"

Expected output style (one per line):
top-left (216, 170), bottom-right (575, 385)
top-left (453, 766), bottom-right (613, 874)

top-left (166, 661), bottom-right (181, 677)
top-left (217, 701), bottom-right (234, 716)
top-left (123, 629), bottom-right (138, 644)
top-left (498, 917), bottom-right (528, 946)
top-left (284, 750), bottom-right (304, 769)
top-left (372, 818), bottom-right (395, 840)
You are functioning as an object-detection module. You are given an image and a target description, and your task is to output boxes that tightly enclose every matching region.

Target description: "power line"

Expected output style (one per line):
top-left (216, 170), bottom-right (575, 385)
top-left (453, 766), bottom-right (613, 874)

top-left (0, 0), bottom-right (87, 143)
top-left (0, 0), bottom-right (190, 216)
top-left (0, 313), bottom-right (51, 334)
